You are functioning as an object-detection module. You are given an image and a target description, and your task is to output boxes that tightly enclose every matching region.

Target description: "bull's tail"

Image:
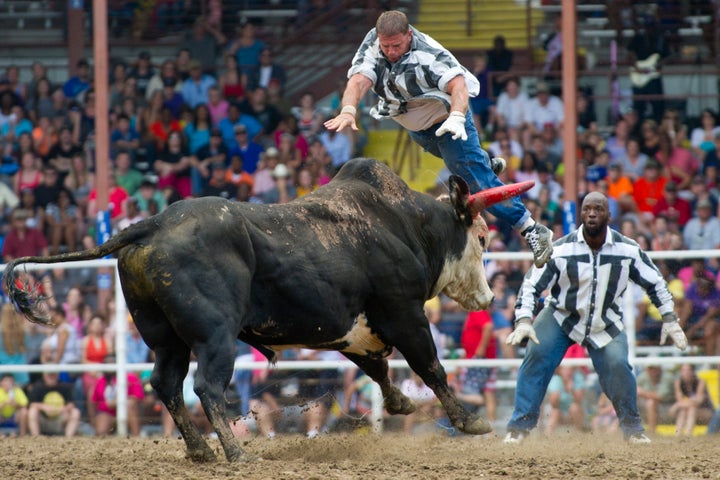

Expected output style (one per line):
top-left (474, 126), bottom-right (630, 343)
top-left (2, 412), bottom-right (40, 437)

top-left (3, 219), bottom-right (154, 326)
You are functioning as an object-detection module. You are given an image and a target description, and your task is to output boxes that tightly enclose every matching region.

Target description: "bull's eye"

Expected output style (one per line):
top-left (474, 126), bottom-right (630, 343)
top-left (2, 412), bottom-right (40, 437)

top-left (478, 236), bottom-right (486, 248)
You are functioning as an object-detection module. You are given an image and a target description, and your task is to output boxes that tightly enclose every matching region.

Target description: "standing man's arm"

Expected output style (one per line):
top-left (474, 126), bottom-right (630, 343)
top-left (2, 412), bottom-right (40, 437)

top-left (324, 73), bottom-right (373, 133)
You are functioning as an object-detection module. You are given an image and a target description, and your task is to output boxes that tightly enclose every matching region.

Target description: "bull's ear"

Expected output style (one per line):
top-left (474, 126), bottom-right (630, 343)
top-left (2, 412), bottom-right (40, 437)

top-left (449, 175), bottom-right (473, 226)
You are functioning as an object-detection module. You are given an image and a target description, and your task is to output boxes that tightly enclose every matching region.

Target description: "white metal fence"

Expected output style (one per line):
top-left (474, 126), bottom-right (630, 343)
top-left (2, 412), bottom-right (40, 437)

top-left (2, 248), bottom-right (719, 435)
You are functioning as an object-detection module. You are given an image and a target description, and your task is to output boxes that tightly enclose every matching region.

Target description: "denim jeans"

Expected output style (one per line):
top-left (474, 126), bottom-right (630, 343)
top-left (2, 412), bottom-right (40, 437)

top-left (408, 111), bottom-right (530, 230)
top-left (708, 408), bottom-right (720, 434)
top-left (506, 308), bottom-right (645, 437)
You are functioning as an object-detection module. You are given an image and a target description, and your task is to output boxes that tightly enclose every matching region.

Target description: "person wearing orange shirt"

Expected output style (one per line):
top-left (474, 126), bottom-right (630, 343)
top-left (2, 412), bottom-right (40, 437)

top-left (606, 163), bottom-right (635, 214)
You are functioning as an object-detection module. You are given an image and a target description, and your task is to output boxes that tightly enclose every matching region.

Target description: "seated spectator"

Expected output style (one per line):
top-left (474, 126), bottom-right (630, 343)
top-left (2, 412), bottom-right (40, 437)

top-left (0, 374), bottom-right (29, 436)
top-left (636, 270), bottom-right (684, 344)
top-left (206, 85), bottom-right (229, 127)
top-left (132, 175), bottom-right (167, 216)
top-left (247, 47), bottom-right (286, 92)
top-left (544, 364), bottom-right (586, 435)
top-left (110, 113), bottom-right (140, 160)
top-left (683, 199), bottom-right (720, 251)
top-left (670, 363), bottom-right (715, 436)
top-left (651, 181), bottom-right (691, 228)
top-left (192, 127), bottom-right (228, 195)
top-left (319, 127), bottom-right (352, 174)
top-left (260, 163), bottom-right (296, 204)
top-left (87, 173), bottom-right (130, 225)
top-left (277, 132), bottom-right (303, 171)
top-left (522, 82), bottom-right (564, 150)
top-left (92, 361), bottom-right (144, 436)
top-left (251, 148), bottom-right (280, 202)
top-left (127, 51), bottom-right (155, 99)
top-left (632, 160), bottom-right (666, 222)
top-left (62, 58), bottom-right (91, 102)
top-left (616, 136), bottom-right (648, 182)
top-left (114, 150), bottom-right (143, 196)
top-left (217, 103), bottom-right (262, 149)
top-left (689, 108), bottom-right (720, 162)
top-left (2, 208), bottom-right (49, 262)
top-left (183, 103), bottom-right (212, 155)
top-left (295, 167), bottom-right (319, 198)
top-left (181, 60), bottom-right (217, 109)
top-left (291, 92), bottom-right (325, 141)
top-left (44, 188), bottom-right (79, 254)
top-left (148, 105), bottom-right (182, 155)
top-left (494, 75), bottom-right (530, 144)
top-left (217, 54), bottom-right (246, 104)
top-left (161, 81), bottom-right (185, 124)
top-left (27, 371), bottom-right (81, 437)
top-left (201, 162), bottom-right (239, 200)
top-left (117, 197), bottom-right (145, 231)
top-left (226, 22), bottom-right (266, 77)
top-left (228, 124), bottom-right (263, 174)
top-left (655, 130), bottom-right (698, 192)
top-left (238, 86), bottom-right (282, 140)
top-left (80, 313), bottom-right (111, 428)
top-left (591, 393), bottom-right (618, 434)
top-left (400, 372), bottom-right (439, 434)
top-left (64, 152), bottom-right (94, 219)
top-left (153, 130), bottom-right (193, 199)
top-left (46, 126), bottom-right (82, 186)
top-left (223, 153), bottom-right (253, 202)
top-left (679, 276), bottom-right (720, 354)
top-left (636, 364), bottom-right (675, 433)
top-left (145, 59), bottom-right (180, 102)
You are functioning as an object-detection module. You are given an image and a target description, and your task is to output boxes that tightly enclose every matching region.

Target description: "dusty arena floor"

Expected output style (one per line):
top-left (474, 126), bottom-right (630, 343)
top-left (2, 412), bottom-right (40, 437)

top-left (2, 431), bottom-right (719, 480)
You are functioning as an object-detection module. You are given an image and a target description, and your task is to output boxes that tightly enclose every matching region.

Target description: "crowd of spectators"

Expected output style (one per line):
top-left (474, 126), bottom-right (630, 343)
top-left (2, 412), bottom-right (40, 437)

top-left (0, 7), bottom-right (719, 438)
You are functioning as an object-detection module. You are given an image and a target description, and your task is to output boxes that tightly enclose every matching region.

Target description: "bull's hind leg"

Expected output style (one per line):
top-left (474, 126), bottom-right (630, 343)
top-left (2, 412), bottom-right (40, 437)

top-left (192, 332), bottom-right (246, 463)
top-left (392, 325), bottom-right (492, 436)
top-left (342, 352), bottom-right (416, 416)
top-left (130, 305), bottom-right (215, 462)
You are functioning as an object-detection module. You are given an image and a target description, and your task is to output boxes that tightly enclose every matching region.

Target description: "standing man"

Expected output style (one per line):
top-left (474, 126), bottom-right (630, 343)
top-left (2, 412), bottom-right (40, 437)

top-left (503, 192), bottom-right (688, 444)
top-left (324, 10), bottom-right (553, 268)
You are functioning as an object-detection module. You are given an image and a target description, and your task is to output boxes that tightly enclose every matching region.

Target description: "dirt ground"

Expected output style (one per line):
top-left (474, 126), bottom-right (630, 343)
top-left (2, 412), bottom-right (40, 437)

top-left (2, 431), bottom-right (719, 480)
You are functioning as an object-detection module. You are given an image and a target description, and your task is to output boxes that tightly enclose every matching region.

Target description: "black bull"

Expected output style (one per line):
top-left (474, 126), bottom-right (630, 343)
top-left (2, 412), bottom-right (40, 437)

top-left (4, 158), bottom-right (532, 462)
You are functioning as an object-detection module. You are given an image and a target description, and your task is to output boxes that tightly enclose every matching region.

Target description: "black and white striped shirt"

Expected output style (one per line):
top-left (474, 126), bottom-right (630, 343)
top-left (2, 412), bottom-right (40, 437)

top-left (348, 26), bottom-right (479, 131)
top-left (515, 226), bottom-right (674, 348)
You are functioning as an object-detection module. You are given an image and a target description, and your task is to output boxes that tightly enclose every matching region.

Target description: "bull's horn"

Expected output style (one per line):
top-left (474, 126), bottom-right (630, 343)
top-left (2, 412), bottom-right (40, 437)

top-left (468, 180), bottom-right (535, 215)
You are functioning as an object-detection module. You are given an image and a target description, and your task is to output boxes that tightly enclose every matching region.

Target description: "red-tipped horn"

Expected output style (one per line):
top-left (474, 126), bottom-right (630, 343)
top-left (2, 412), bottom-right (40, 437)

top-left (467, 180), bottom-right (535, 216)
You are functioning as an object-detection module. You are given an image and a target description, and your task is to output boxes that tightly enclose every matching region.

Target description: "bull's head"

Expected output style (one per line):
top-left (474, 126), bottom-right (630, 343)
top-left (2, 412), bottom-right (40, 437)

top-left (436, 176), bottom-right (534, 311)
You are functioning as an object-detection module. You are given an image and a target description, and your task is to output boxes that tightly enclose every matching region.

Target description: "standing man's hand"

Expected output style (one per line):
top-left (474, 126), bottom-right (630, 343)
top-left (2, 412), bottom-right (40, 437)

top-left (435, 111), bottom-right (467, 141)
top-left (324, 105), bottom-right (358, 133)
top-left (660, 313), bottom-right (688, 350)
top-left (506, 317), bottom-right (540, 346)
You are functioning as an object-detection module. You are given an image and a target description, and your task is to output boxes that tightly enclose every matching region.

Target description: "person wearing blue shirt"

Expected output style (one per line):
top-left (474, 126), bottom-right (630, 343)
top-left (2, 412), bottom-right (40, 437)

top-left (228, 124), bottom-right (263, 174)
top-left (217, 103), bottom-right (262, 149)
top-left (62, 58), bottom-right (91, 101)
top-left (180, 60), bottom-right (217, 109)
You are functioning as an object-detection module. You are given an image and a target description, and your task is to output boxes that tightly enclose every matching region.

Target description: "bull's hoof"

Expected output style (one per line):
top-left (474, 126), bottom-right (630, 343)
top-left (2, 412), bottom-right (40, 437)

top-left (460, 415), bottom-right (493, 435)
top-left (226, 449), bottom-right (256, 463)
top-left (384, 393), bottom-right (416, 415)
top-left (186, 446), bottom-right (217, 463)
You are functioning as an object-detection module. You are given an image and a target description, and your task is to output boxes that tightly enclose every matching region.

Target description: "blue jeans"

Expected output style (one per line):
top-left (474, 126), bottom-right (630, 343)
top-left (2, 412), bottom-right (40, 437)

top-left (408, 111), bottom-right (530, 230)
top-left (506, 308), bottom-right (644, 437)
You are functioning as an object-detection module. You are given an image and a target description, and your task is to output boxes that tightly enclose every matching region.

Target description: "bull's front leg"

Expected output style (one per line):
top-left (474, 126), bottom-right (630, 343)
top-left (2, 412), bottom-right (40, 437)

top-left (343, 352), bottom-right (416, 415)
top-left (394, 329), bottom-right (492, 435)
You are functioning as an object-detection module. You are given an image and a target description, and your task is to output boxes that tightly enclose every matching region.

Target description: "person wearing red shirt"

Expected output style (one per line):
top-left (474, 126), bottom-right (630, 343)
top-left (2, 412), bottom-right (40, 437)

top-left (651, 181), bottom-right (692, 228)
top-left (632, 160), bottom-right (667, 217)
top-left (1, 208), bottom-right (49, 262)
top-left (87, 173), bottom-right (130, 222)
top-left (458, 309), bottom-right (498, 422)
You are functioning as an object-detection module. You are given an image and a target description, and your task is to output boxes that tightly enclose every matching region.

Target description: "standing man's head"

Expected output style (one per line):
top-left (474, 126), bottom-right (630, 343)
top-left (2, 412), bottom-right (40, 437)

top-left (581, 192), bottom-right (610, 241)
top-left (376, 11), bottom-right (411, 63)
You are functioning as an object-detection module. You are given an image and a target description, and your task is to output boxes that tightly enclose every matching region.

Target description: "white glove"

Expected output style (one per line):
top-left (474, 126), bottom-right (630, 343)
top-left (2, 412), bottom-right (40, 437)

top-left (435, 111), bottom-right (468, 141)
top-left (660, 315), bottom-right (688, 351)
top-left (506, 318), bottom-right (540, 346)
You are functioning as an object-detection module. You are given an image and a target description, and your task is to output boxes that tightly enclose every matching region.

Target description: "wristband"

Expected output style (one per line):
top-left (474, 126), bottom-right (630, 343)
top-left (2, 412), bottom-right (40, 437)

top-left (449, 110), bottom-right (466, 118)
top-left (661, 312), bottom-right (679, 323)
top-left (340, 105), bottom-right (357, 117)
